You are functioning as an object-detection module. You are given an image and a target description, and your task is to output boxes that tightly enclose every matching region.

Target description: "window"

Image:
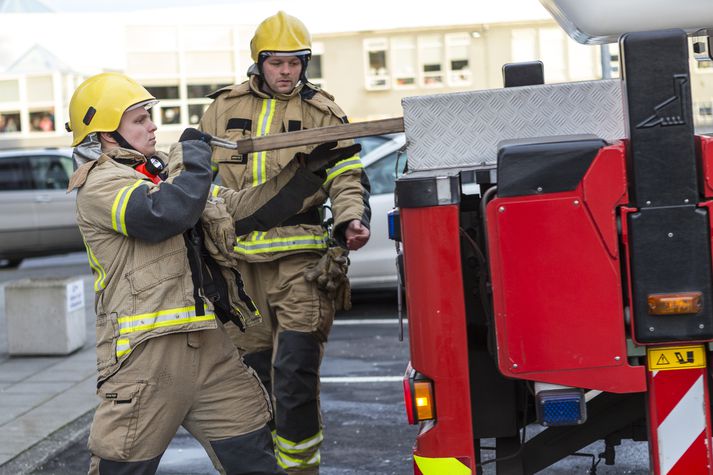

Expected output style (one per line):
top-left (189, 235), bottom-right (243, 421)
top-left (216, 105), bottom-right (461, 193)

top-left (364, 32), bottom-right (473, 90)
top-left (419, 35), bottom-right (444, 87)
top-left (187, 83), bottom-right (230, 99)
top-left (365, 148), bottom-right (408, 195)
top-left (0, 158), bottom-right (29, 190)
top-left (364, 38), bottom-right (389, 90)
top-left (446, 33), bottom-right (471, 85)
top-left (306, 42), bottom-right (324, 86)
top-left (189, 104), bottom-right (209, 125)
top-left (391, 36), bottom-right (417, 88)
top-left (696, 102), bottom-right (713, 125)
top-left (27, 76), bottom-right (54, 102)
top-left (0, 112), bottom-right (21, 133)
top-left (29, 110), bottom-right (54, 132)
top-left (161, 106), bottom-right (181, 125)
top-left (0, 80), bottom-right (20, 102)
top-left (356, 135), bottom-right (394, 157)
top-left (28, 155), bottom-right (71, 190)
top-left (146, 85), bottom-right (180, 100)
top-left (608, 44), bottom-right (620, 78)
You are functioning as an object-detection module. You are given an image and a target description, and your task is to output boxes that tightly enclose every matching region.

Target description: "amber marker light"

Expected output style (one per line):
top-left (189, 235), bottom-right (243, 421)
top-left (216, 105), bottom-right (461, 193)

top-left (647, 292), bottom-right (703, 315)
top-left (413, 380), bottom-right (436, 421)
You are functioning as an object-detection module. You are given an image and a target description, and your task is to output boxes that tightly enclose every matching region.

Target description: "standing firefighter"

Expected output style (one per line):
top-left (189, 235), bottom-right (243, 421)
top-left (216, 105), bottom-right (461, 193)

top-left (67, 72), bottom-right (350, 475)
top-left (200, 11), bottom-right (371, 474)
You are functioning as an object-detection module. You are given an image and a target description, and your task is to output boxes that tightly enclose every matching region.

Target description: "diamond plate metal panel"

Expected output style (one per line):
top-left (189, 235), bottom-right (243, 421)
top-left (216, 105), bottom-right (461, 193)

top-left (402, 80), bottom-right (624, 171)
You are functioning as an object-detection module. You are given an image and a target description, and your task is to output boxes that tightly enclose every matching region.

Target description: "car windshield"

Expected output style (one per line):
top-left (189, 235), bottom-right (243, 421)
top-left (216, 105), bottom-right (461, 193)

top-left (355, 135), bottom-right (393, 157)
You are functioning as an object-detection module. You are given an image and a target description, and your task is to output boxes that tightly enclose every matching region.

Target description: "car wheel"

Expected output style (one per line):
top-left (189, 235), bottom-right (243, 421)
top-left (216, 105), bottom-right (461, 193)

top-left (0, 258), bottom-right (22, 269)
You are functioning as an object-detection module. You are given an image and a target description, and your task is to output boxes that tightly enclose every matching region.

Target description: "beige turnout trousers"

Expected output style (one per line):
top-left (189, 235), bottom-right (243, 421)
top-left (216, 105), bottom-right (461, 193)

top-left (87, 325), bottom-right (271, 472)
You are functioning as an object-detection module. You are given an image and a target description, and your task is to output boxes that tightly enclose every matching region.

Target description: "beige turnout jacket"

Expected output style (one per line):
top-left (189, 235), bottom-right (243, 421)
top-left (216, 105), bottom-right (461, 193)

top-left (200, 77), bottom-right (371, 262)
top-left (70, 139), bottom-right (330, 383)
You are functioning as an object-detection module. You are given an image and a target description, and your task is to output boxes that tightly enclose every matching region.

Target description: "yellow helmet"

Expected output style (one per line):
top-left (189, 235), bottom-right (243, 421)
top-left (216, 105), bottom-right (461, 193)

top-left (250, 11), bottom-right (311, 62)
top-left (67, 72), bottom-right (157, 146)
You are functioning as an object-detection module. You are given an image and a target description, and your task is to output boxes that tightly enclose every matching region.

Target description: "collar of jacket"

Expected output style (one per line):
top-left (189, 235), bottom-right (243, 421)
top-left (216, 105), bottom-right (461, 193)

top-left (247, 75), bottom-right (303, 101)
top-left (105, 147), bottom-right (147, 166)
top-left (67, 148), bottom-right (144, 192)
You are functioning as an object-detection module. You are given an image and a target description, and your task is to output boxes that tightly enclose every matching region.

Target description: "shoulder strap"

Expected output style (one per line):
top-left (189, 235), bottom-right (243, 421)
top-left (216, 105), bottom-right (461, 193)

top-left (302, 86), bottom-right (349, 123)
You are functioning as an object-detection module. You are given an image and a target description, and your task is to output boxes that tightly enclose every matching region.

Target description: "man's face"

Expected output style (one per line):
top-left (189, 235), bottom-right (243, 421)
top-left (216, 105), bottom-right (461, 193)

top-left (117, 107), bottom-right (157, 156)
top-left (261, 55), bottom-right (302, 95)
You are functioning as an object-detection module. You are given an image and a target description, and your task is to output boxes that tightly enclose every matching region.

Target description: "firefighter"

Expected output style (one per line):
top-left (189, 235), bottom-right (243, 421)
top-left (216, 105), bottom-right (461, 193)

top-left (67, 72), bottom-right (355, 475)
top-left (199, 11), bottom-right (371, 474)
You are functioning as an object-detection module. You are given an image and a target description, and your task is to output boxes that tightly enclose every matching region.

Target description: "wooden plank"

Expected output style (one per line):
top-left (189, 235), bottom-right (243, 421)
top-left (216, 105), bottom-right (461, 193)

top-left (215, 117), bottom-right (404, 158)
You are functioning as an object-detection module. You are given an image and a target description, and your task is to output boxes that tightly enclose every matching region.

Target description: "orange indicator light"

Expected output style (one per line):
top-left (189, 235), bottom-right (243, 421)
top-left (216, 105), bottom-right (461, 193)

top-left (647, 292), bottom-right (702, 315)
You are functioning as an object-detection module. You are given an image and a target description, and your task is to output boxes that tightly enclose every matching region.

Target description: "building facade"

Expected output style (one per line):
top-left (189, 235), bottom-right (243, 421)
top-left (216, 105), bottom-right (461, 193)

top-left (0, 11), bottom-right (711, 149)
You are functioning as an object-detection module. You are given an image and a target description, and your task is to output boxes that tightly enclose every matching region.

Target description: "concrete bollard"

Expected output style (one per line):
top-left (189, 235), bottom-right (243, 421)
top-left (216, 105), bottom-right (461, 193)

top-left (5, 277), bottom-right (86, 355)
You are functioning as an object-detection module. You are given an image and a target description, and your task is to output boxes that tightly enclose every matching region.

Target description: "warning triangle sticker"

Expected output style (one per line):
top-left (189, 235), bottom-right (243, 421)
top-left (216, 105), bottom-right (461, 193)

top-left (657, 354), bottom-right (670, 366)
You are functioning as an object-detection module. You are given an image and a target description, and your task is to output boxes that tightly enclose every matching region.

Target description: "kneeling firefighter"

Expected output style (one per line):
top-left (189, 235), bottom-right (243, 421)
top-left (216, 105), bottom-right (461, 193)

top-left (66, 72), bottom-right (358, 475)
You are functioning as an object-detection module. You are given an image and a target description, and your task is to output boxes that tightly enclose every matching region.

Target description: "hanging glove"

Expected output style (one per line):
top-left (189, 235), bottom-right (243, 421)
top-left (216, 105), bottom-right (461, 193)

top-left (201, 198), bottom-right (262, 330)
top-left (201, 198), bottom-right (236, 263)
top-left (304, 246), bottom-right (352, 311)
top-left (295, 141), bottom-right (362, 179)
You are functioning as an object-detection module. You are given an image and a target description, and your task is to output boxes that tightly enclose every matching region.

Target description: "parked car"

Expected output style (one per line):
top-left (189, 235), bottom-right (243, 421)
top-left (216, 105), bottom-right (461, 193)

top-left (0, 148), bottom-right (83, 268)
top-left (347, 133), bottom-right (407, 291)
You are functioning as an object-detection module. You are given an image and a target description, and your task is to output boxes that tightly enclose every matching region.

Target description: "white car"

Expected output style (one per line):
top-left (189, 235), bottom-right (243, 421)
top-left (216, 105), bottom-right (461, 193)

top-left (347, 133), bottom-right (407, 292)
top-left (0, 148), bottom-right (83, 268)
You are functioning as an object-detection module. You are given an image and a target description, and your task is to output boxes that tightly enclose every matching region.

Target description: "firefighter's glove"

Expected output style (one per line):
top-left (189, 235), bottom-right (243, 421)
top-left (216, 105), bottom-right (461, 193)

top-left (295, 141), bottom-right (362, 179)
top-left (304, 246), bottom-right (352, 311)
top-left (200, 198), bottom-right (238, 267)
top-left (179, 127), bottom-right (213, 144)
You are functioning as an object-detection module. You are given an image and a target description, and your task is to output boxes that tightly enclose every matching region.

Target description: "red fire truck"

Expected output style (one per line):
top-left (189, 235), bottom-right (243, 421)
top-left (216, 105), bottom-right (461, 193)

top-left (391, 1), bottom-right (713, 473)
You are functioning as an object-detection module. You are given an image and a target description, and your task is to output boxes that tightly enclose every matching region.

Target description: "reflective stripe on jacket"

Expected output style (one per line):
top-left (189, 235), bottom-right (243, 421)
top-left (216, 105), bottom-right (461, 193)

top-left (73, 144), bottom-right (218, 383)
top-left (71, 142), bottom-right (332, 382)
top-left (199, 77), bottom-right (371, 262)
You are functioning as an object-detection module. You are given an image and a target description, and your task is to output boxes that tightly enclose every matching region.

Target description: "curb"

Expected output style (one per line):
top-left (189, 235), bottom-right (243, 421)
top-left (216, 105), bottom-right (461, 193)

top-left (0, 409), bottom-right (94, 475)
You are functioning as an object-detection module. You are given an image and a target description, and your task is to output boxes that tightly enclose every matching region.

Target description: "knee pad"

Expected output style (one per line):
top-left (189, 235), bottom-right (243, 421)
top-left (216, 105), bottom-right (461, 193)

top-left (98, 454), bottom-right (162, 475)
top-left (210, 425), bottom-right (285, 475)
top-left (273, 331), bottom-right (321, 442)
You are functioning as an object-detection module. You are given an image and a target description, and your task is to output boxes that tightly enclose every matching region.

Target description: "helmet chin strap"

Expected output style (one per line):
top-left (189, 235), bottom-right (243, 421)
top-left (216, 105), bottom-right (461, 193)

top-left (110, 131), bottom-right (137, 152)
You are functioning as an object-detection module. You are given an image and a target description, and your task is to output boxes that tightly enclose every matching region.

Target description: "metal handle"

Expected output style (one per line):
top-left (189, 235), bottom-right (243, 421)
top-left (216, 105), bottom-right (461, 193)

top-left (210, 137), bottom-right (238, 150)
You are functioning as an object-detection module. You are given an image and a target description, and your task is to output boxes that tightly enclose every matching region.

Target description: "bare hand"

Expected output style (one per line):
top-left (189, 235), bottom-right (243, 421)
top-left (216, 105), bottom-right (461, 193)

top-left (345, 220), bottom-right (370, 251)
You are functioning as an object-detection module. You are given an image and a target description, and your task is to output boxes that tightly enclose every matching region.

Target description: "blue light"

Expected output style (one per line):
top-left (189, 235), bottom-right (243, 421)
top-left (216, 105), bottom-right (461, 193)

top-left (387, 208), bottom-right (401, 241)
top-left (536, 389), bottom-right (586, 426)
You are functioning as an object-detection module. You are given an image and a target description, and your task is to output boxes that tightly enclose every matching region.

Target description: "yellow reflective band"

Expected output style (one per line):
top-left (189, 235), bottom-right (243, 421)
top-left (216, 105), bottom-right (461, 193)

top-left (83, 238), bottom-right (106, 292)
top-left (324, 155), bottom-right (363, 184)
top-left (277, 449), bottom-right (320, 469)
top-left (210, 184), bottom-right (221, 198)
top-left (234, 232), bottom-right (328, 255)
top-left (276, 431), bottom-right (324, 454)
top-left (252, 99), bottom-right (275, 187)
top-left (117, 306), bottom-right (215, 335)
top-left (111, 180), bottom-right (144, 235)
top-left (413, 455), bottom-right (471, 475)
top-left (116, 337), bottom-right (131, 358)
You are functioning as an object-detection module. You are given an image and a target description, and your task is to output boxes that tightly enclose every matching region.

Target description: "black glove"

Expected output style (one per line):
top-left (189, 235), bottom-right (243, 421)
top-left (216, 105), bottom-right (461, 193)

top-left (295, 141), bottom-right (362, 177)
top-left (179, 127), bottom-right (213, 144)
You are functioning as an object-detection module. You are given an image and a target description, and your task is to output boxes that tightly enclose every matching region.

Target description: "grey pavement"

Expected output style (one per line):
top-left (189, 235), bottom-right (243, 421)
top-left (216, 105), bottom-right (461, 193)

top-left (0, 274), bottom-right (97, 474)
